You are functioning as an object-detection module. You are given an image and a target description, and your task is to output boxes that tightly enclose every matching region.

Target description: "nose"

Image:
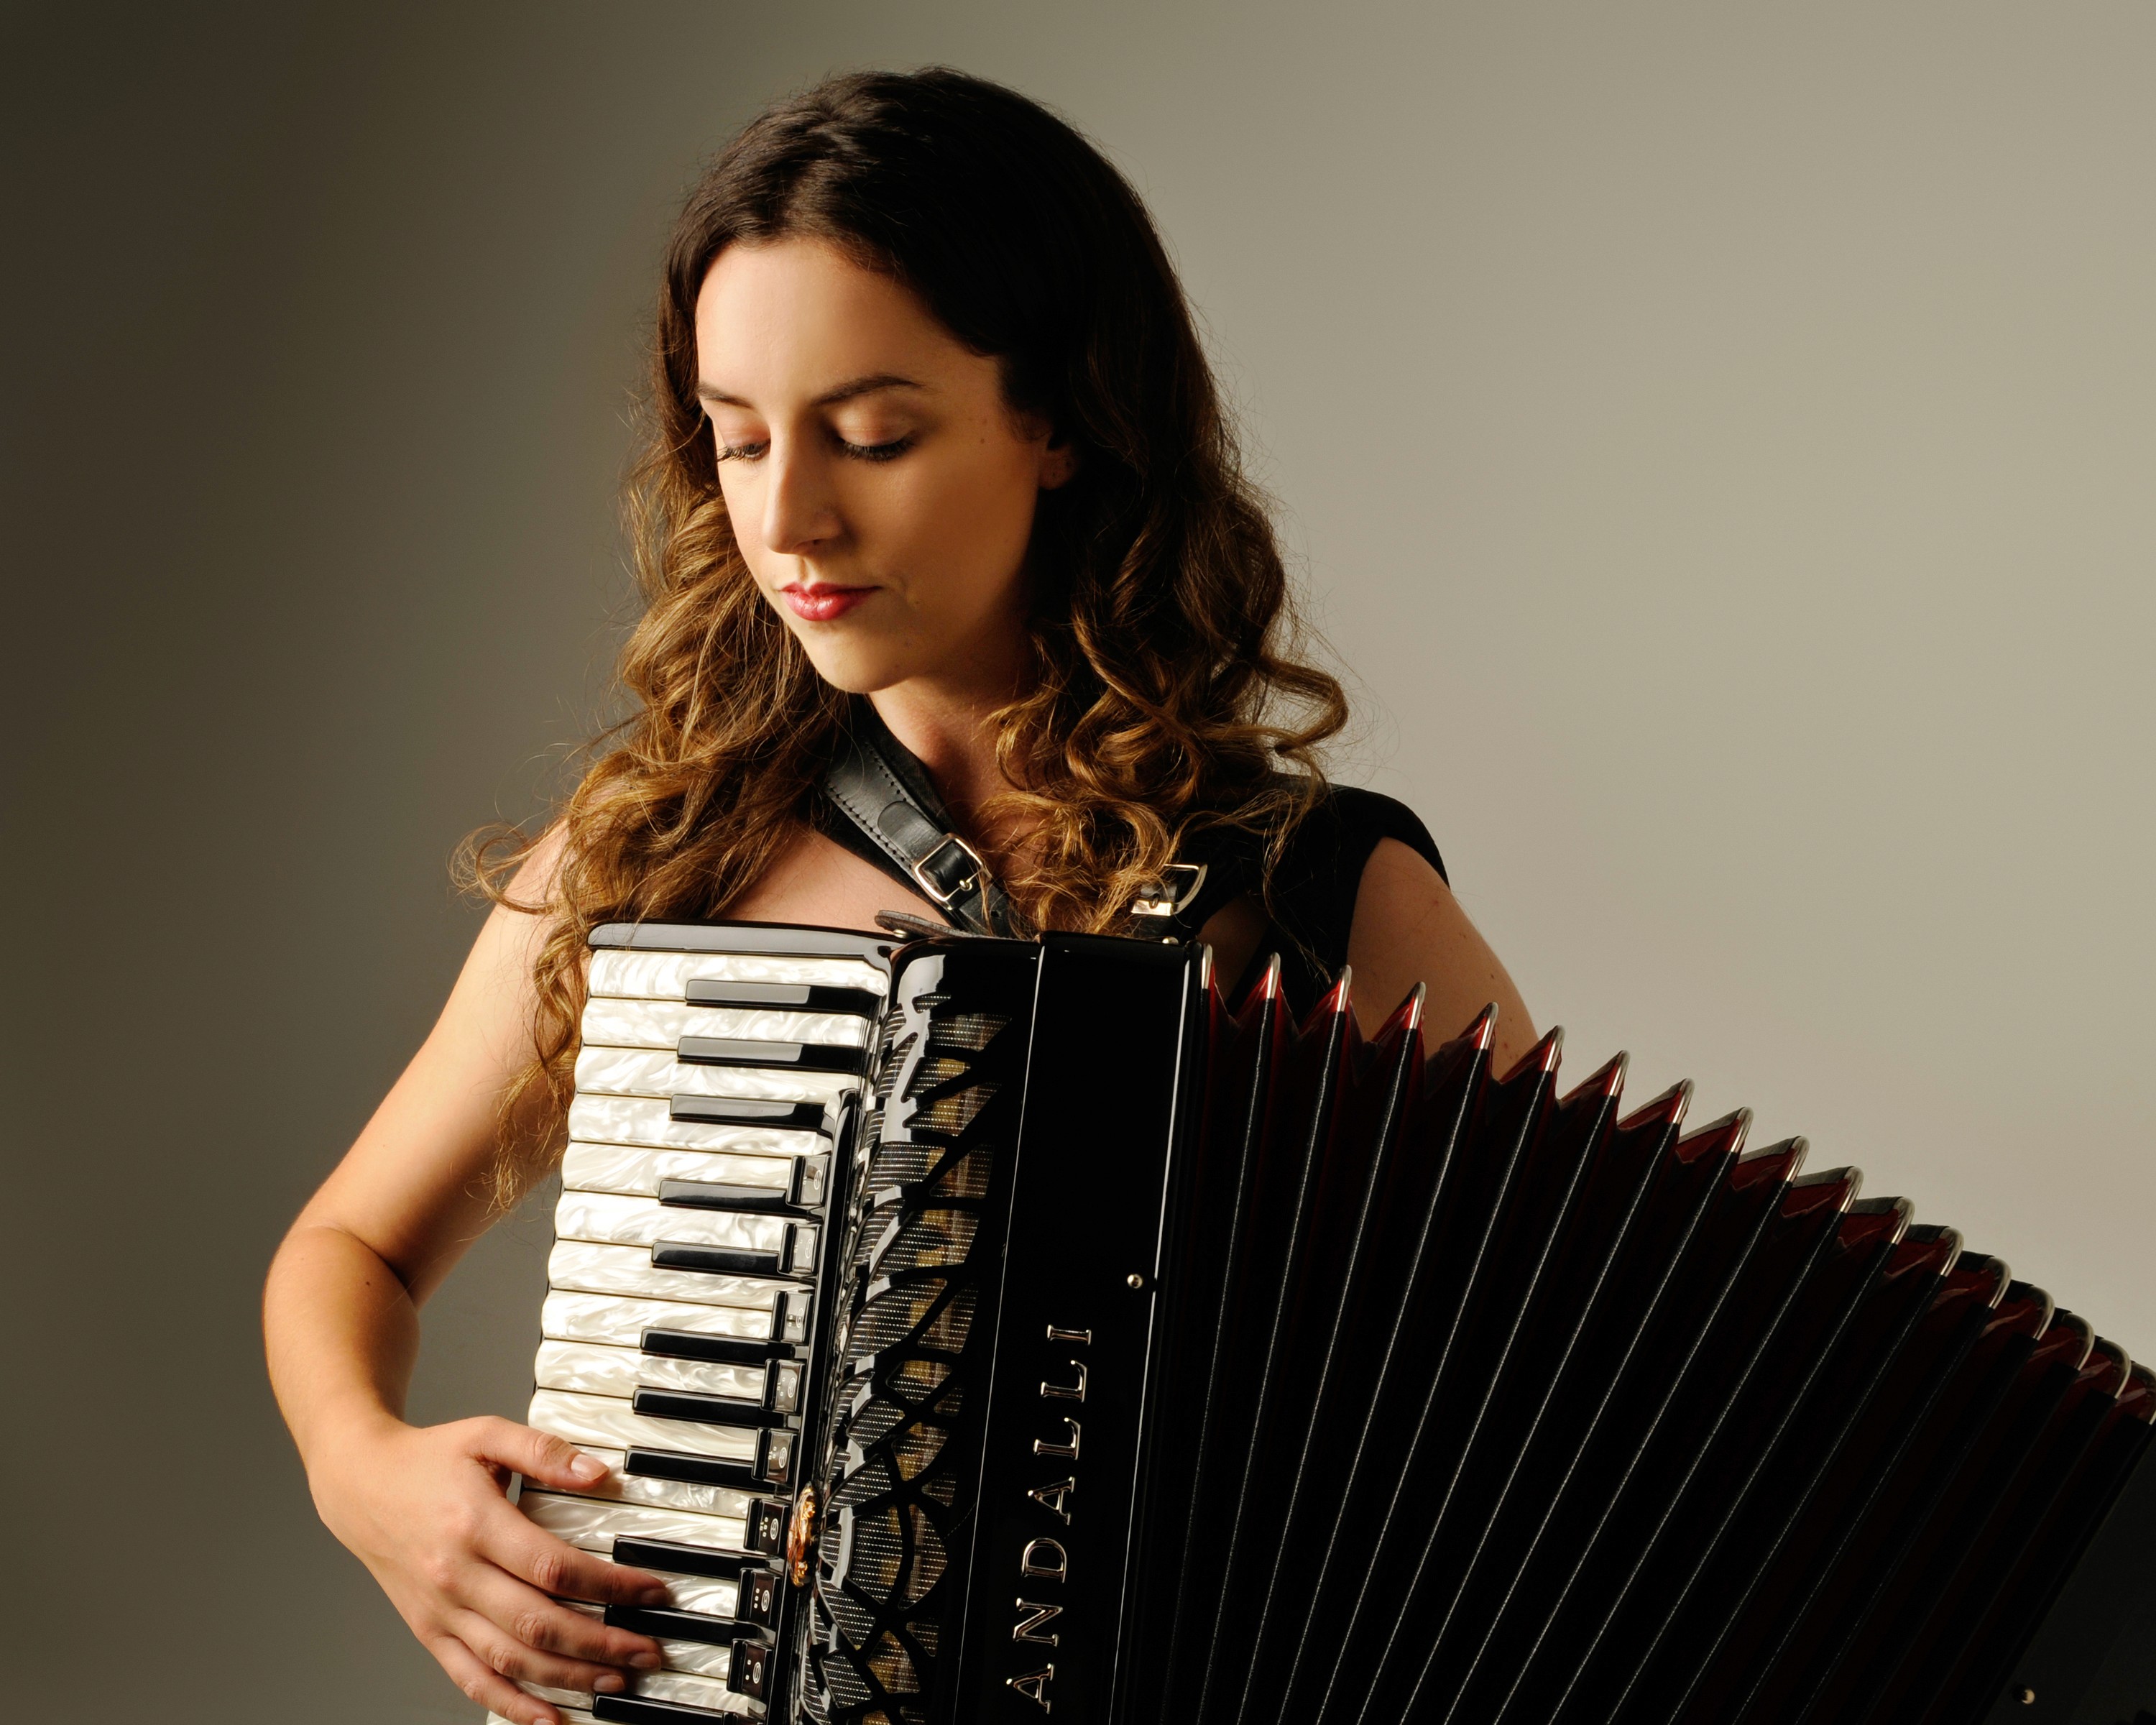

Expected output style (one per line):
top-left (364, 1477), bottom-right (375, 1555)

top-left (757, 436), bottom-right (842, 558)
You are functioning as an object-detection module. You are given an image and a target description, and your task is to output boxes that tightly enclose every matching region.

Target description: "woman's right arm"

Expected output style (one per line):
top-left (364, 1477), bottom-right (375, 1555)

top-left (262, 835), bottom-right (669, 1725)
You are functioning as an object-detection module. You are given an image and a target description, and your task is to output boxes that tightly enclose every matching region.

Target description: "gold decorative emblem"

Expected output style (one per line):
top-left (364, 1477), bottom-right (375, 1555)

top-left (788, 1484), bottom-right (819, 1587)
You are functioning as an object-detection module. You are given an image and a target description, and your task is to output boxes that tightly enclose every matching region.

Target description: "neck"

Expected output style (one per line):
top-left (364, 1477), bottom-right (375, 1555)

top-left (867, 678), bottom-right (1012, 821)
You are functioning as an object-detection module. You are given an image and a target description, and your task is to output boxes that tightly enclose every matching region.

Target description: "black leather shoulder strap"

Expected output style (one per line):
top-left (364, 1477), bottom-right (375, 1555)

top-left (818, 704), bottom-right (1021, 937)
top-left (815, 702), bottom-right (1310, 949)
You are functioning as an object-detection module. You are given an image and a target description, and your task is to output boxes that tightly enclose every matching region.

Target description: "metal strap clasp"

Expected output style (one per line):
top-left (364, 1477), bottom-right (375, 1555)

top-left (908, 833), bottom-right (987, 908)
top-left (1130, 861), bottom-right (1209, 921)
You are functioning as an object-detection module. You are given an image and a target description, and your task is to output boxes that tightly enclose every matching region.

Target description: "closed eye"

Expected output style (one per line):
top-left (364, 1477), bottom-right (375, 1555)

top-left (835, 433), bottom-right (915, 463)
top-left (713, 435), bottom-right (913, 464)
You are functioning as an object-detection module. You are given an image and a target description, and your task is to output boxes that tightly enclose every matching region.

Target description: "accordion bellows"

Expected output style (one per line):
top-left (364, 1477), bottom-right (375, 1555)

top-left (507, 921), bottom-right (2152, 1725)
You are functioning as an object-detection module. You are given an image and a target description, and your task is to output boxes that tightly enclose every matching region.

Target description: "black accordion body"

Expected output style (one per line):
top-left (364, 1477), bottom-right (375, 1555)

top-left (505, 919), bottom-right (2154, 1725)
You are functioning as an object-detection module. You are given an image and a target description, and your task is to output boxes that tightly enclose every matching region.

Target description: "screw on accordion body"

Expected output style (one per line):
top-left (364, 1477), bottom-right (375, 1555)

top-left (502, 920), bottom-right (2155, 1725)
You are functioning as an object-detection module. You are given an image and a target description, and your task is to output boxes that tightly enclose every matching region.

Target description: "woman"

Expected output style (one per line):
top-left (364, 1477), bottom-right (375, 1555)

top-left (264, 67), bottom-right (1531, 1725)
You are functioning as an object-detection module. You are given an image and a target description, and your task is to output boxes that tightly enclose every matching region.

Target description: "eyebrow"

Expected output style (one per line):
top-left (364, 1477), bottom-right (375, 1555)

top-left (695, 372), bottom-right (927, 409)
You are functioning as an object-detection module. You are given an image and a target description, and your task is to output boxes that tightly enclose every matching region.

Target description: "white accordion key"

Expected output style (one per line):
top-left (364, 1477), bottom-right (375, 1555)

top-left (530, 1443), bottom-right (754, 1517)
top-left (636, 1667), bottom-right (750, 1712)
top-left (535, 1338), bottom-right (780, 1404)
top-left (556, 1563), bottom-right (741, 1619)
top-left (546, 1239), bottom-right (798, 1320)
top-left (520, 1489), bottom-right (748, 1556)
top-left (556, 1616), bottom-right (737, 1682)
top-left (636, 1567), bottom-right (742, 1618)
top-left (555, 1190), bottom-right (792, 1256)
top-left (573, 1044), bottom-right (854, 1105)
top-left (515, 1681), bottom-right (752, 1719)
top-left (528, 1389), bottom-right (758, 1463)
top-left (588, 947), bottom-right (885, 1000)
top-left (517, 1664), bottom-right (754, 1717)
top-left (567, 1093), bottom-right (831, 1154)
top-left (540, 1289), bottom-right (780, 1349)
top-left (654, 1638), bottom-right (733, 1680)
top-left (565, 1587), bottom-right (750, 1639)
top-left (517, 1682), bottom-right (594, 1710)
top-left (580, 995), bottom-right (872, 1052)
top-left (555, 1598), bottom-right (737, 1679)
top-left (562, 1141), bottom-right (816, 1202)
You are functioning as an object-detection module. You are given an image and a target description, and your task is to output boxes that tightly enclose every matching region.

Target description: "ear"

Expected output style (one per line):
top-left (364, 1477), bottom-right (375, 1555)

top-left (1037, 435), bottom-right (1079, 492)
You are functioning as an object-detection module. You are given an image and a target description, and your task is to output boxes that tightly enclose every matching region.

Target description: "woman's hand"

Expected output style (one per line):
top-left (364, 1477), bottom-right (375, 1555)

top-left (263, 853), bottom-right (676, 1723)
top-left (310, 1412), bottom-right (671, 1725)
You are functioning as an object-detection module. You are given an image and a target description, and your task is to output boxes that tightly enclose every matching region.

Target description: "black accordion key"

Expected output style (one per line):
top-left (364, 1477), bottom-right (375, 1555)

top-left (665, 1092), bottom-right (828, 1132)
top-left (639, 1328), bottom-right (796, 1367)
top-left (683, 976), bottom-right (882, 1016)
top-left (676, 1034), bottom-right (867, 1075)
top-left (623, 1431), bottom-right (793, 1491)
top-left (632, 1386), bottom-right (789, 1430)
top-left (594, 1694), bottom-right (750, 1724)
top-left (650, 1241), bottom-right (782, 1278)
top-left (604, 1601), bottom-right (743, 1647)
top-left (656, 1176), bottom-right (801, 1214)
top-left (609, 1538), bottom-right (752, 1583)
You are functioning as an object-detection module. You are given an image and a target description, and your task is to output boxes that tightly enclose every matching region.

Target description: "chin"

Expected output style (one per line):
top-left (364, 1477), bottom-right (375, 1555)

top-left (793, 635), bottom-right (919, 698)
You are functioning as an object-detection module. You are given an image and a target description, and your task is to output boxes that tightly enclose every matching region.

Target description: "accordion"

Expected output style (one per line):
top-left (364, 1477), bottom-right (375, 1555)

top-left (499, 919), bottom-right (2154, 1725)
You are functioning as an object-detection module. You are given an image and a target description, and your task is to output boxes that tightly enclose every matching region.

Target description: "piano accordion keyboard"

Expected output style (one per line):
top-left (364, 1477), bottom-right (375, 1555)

top-left (512, 934), bottom-right (890, 1723)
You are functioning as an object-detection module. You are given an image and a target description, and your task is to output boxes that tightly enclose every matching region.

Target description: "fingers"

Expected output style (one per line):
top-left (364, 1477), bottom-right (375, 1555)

top-left (448, 1603), bottom-right (643, 1700)
top-left (429, 1632), bottom-right (561, 1725)
top-left (463, 1417), bottom-right (613, 1493)
top-left (464, 1566), bottom-right (665, 1675)
top-left (387, 1418), bottom-right (672, 1721)
top-left (490, 1504), bottom-right (671, 1607)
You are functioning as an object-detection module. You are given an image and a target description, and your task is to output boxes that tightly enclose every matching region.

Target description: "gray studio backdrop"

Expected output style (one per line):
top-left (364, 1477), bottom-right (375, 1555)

top-left (6, 3), bottom-right (2152, 1719)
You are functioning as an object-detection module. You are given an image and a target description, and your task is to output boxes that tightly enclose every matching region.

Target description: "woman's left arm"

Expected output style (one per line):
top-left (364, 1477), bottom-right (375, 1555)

top-left (1344, 839), bottom-right (1539, 1072)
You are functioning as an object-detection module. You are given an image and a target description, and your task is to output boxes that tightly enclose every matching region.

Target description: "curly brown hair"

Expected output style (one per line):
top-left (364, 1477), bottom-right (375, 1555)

top-left (464, 68), bottom-right (1348, 1192)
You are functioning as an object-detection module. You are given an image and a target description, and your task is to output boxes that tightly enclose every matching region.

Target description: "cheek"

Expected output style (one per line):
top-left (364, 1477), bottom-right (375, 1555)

top-left (883, 441), bottom-right (1043, 589)
top-left (714, 468), bottom-right (772, 572)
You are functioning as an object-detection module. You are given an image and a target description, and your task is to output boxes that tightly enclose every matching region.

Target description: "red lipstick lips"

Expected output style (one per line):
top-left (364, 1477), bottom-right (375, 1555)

top-left (782, 582), bottom-right (875, 622)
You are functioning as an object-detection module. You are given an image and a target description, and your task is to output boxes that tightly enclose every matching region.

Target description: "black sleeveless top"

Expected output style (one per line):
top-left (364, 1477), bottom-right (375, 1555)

top-left (812, 769), bottom-right (1444, 1019)
top-left (1244, 783), bottom-right (1447, 1013)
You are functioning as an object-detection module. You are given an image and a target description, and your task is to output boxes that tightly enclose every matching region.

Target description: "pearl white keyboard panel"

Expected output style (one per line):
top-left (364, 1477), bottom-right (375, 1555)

top-left (513, 924), bottom-right (893, 1721)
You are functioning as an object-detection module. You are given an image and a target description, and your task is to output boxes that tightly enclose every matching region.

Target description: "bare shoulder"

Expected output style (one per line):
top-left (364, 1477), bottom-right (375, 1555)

top-left (1344, 837), bottom-right (1537, 1070)
top-left (289, 825), bottom-right (572, 1292)
top-left (448, 824), bottom-right (571, 1035)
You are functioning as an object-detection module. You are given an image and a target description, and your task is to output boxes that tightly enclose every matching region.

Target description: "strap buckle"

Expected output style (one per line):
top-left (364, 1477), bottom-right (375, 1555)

top-left (908, 834), bottom-right (987, 908)
top-left (1130, 862), bottom-right (1209, 921)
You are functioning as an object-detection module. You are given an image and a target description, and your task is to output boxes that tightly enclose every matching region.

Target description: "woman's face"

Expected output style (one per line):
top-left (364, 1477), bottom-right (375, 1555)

top-left (694, 237), bottom-right (1072, 698)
